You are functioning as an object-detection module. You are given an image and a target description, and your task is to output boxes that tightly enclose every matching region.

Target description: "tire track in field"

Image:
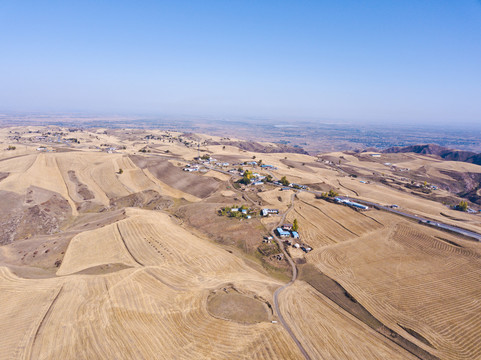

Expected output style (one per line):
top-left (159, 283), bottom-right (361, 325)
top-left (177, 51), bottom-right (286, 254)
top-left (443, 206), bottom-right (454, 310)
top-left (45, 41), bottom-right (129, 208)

top-left (358, 210), bottom-right (384, 226)
top-left (337, 180), bottom-right (359, 196)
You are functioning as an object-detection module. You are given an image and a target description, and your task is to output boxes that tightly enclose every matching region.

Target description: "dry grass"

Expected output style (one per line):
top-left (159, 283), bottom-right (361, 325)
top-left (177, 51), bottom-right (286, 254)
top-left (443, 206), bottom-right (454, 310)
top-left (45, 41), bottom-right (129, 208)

top-left (286, 192), bottom-right (384, 248)
top-left (207, 287), bottom-right (271, 324)
top-left (279, 281), bottom-right (416, 359)
top-left (1, 126), bottom-right (481, 359)
top-left (0, 209), bottom-right (303, 359)
top-left (311, 220), bottom-right (481, 359)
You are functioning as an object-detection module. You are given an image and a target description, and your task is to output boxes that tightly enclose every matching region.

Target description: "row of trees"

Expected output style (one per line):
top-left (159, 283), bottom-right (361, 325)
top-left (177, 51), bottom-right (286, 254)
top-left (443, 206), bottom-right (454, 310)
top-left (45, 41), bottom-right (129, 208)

top-left (219, 205), bottom-right (253, 218)
top-left (319, 189), bottom-right (339, 198)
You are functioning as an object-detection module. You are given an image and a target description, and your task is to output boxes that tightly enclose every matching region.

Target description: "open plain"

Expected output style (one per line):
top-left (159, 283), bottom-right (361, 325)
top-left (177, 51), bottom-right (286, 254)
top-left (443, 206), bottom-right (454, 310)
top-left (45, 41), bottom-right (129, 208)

top-left (0, 126), bottom-right (480, 359)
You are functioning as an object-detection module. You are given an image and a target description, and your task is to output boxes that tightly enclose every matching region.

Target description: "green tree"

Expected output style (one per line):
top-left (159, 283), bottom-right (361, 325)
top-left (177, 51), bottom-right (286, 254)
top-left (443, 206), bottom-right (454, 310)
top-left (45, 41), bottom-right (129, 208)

top-left (293, 219), bottom-right (299, 232)
top-left (280, 176), bottom-right (289, 186)
top-left (457, 201), bottom-right (468, 212)
top-left (239, 170), bottom-right (253, 185)
top-left (328, 189), bottom-right (338, 197)
top-left (244, 170), bottom-right (253, 180)
top-left (118, 168), bottom-right (123, 174)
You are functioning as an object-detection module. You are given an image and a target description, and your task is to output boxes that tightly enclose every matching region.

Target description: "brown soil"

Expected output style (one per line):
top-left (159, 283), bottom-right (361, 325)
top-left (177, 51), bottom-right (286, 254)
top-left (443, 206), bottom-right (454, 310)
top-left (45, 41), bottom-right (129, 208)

top-left (207, 139), bottom-right (308, 154)
top-left (280, 159), bottom-right (315, 173)
top-left (440, 212), bottom-right (468, 222)
top-left (130, 155), bottom-right (220, 198)
top-left (67, 170), bottom-right (94, 200)
top-left (305, 182), bottom-right (332, 192)
top-left (398, 324), bottom-right (434, 347)
top-left (106, 190), bottom-right (173, 211)
top-left (0, 188), bottom-right (71, 245)
top-left (0, 209), bottom-right (127, 273)
top-left (73, 263), bottom-right (133, 275)
top-left (175, 202), bottom-right (267, 252)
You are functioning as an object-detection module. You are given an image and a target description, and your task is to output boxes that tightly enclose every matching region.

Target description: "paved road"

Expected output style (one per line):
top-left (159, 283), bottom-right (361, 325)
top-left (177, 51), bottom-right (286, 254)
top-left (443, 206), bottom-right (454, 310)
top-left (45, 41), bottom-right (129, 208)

top-left (305, 190), bottom-right (481, 242)
top-left (354, 198), bottom-right (481, 241)
top-left (271, 193), bottom-right (311, 360)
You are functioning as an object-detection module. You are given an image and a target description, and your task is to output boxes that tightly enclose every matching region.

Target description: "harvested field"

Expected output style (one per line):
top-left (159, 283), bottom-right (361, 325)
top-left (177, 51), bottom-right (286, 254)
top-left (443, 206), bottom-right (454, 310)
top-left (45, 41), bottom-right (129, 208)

top-left (258, 188), bottom-right (292, 211)
top-left (0, 208), bottom-right (304, 359)
top-left (286, 192), bottom-right (383, 248)
top-left (57, 222), bottom-right (139, 275)
top-left (279, 281), bottom-right (416, 359)
top-left (2, 127), bottom-right (481, 359)
top-left (312, 222), bottom-right (481, 360)
top-left (203, 169), bottom-right (232, 181)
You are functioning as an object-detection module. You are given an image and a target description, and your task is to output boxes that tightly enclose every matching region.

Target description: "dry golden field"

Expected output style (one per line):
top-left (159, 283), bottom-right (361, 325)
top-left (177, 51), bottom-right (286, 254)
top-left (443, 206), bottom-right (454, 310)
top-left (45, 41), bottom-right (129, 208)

top-left (1, 126), bottom-right (481, 359)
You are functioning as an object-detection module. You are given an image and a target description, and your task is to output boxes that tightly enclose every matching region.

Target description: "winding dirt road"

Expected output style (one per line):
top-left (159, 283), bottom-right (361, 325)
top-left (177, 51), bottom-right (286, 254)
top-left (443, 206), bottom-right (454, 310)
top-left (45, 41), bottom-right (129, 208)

top-left (271, 192), bottom-right (311, 360)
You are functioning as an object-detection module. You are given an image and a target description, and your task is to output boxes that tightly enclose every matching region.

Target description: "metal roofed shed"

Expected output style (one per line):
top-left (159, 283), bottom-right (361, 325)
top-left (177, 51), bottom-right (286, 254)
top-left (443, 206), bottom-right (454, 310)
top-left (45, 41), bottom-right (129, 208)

top-left (276, 228), bottom-right (290, 237)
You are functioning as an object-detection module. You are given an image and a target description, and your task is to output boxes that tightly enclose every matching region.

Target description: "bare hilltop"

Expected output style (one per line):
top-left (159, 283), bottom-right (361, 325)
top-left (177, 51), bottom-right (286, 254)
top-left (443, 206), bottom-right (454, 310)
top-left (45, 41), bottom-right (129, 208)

top-left (0, 125), bottom-right (480, 359)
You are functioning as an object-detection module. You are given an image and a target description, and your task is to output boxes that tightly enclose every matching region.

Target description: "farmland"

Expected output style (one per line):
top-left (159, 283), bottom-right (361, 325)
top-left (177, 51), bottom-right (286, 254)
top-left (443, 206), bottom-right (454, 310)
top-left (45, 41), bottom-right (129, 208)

top-left (0, 126), bottom-right (480, 359)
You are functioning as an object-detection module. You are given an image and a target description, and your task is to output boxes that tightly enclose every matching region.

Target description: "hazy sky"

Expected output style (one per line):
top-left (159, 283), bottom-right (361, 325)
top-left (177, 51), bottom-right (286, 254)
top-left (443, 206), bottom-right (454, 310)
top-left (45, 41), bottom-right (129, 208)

top-left (1, 1), bottom-right (481, 123)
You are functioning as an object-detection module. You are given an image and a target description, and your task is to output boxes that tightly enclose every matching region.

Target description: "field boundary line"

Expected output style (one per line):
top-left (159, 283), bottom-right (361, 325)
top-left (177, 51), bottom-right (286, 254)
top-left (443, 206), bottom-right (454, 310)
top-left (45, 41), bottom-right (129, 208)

top-left (24, 285), bottom-right (64, 360)
top-left (116, 223), bottom-right (144, 266)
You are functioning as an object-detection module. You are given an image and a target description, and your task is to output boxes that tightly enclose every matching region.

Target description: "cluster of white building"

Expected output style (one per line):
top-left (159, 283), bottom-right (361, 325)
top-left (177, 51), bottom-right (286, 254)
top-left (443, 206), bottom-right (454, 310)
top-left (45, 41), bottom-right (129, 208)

top-left (334, 197), bottom-right (369, 210)
top-left (261, 208), bottom-right (279, 217)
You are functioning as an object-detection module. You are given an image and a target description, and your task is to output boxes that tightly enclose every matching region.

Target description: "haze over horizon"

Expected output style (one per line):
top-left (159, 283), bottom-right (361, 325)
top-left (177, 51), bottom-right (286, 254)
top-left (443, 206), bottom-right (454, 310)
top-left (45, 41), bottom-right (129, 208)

top-left (1, 1), bottom-right (481, 125)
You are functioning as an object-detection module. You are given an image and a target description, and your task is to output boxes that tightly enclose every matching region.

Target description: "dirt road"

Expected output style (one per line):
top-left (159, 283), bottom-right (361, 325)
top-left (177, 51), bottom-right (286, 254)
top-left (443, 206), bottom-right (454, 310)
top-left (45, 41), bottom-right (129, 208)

top-left (271, 193), bottom-right (311, 360)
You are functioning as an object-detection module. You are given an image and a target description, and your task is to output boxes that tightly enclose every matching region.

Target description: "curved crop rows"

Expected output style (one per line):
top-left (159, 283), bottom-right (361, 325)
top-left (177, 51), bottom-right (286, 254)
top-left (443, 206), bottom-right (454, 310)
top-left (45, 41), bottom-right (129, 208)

top-left (313, 222), bottom-right (481, 360)
top-left (0, 268), bottom-right (61, 360)
top-left (279, 281), bottom-right (415, 360)
top-left (0, 207), bottom-right (304, 359)
top-left (289, 198), bottom-right (383, 249)
top-left (57, 222), bottom-right (139, 275)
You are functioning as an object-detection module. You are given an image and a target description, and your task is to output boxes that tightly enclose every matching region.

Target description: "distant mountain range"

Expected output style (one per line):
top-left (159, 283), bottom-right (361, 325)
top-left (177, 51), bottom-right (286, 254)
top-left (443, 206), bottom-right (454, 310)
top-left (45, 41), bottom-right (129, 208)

top-left (383, 144), bottom-right (481, 166)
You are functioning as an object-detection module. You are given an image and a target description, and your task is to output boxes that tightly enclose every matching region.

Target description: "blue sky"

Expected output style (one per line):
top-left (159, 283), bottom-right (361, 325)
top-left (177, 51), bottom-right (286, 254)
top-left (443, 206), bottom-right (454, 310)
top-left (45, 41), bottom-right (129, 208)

top-left (1, 0), bottom-right (480, 123)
